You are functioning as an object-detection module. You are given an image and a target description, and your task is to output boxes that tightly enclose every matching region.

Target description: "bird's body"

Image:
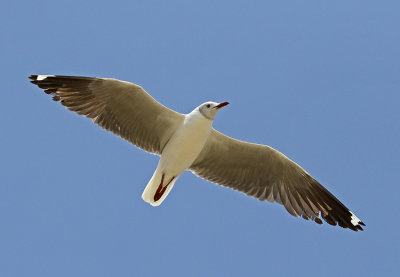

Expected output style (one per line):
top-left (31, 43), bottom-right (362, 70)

top-left (29, 75), bottom-right (365, 231)
top-left (142, 107), bottom-right (213, 206)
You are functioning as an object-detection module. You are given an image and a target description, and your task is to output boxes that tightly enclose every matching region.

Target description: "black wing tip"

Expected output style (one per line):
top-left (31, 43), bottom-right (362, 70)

top-left (343, 218), bottom-right (366, 232)
top-left (29, 75), bottom-right (53, 85)
top-left (29, 75), bottom-right (98, 90)
top-left (29, 74), bottom-right (97, 80)
top-left (29, 75), bottom-right (40, 84)
top-left (311, 214), bottom-right (365, 232)
top-left (353, 220), bottom-right (366, 231)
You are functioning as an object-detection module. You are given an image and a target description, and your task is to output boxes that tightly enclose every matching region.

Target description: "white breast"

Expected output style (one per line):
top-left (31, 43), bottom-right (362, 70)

top-left (159, 110), bottom-right (213, 175)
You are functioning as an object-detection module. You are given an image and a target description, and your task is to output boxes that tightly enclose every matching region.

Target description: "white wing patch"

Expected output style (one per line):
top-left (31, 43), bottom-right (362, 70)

top-left (350, 211), bottom-right (362, 226)
top-left (37, 75), bottom-right (55, 81)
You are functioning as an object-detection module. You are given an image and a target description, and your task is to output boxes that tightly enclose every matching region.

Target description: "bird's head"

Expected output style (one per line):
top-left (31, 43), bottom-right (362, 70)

top-left (198, 101), bottom-right (229, 120)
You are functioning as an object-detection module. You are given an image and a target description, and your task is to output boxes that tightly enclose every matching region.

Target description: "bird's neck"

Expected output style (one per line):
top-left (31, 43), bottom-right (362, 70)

top-left (185, 110), bottom-right (213, 127)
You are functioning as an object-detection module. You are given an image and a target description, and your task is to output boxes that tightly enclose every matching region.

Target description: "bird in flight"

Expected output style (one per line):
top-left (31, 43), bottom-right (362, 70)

top-left (29, 75), bottom-right (365, 231)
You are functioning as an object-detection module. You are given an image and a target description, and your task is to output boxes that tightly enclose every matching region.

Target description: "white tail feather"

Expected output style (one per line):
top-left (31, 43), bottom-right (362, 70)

top-left (142, 169), bottom-right (177, 206)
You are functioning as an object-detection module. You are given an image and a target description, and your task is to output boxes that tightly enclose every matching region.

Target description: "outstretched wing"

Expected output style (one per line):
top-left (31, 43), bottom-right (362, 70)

top-left (190, 129), bottom-right (365, 231)
top-left (30, 75), bottom-right (184, 154)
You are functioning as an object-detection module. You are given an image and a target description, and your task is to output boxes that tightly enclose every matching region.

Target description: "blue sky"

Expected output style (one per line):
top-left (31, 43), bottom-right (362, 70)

top-left (1, 1), bottom-right (399, 276)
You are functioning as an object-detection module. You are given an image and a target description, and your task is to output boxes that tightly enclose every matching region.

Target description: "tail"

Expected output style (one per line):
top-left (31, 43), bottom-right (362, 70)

top-left (142, 169), bottom-right (177, 206)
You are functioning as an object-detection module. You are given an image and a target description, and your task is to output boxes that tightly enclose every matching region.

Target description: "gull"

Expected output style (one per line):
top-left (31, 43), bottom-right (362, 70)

top-left (29, 75), bottom-right (365, 231)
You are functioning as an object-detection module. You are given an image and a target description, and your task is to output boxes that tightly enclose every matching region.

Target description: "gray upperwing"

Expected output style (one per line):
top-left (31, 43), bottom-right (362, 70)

top-left (190, 129), bottom-right (365, 231)
top-left (30, 75), bottom-right (184, 154)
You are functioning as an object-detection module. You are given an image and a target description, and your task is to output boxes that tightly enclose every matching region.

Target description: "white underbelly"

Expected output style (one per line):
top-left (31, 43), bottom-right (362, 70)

top-left (159, 116), bottom-right (212, 175)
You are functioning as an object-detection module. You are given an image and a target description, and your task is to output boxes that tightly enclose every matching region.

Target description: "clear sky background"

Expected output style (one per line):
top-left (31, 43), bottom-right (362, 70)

top-left (1, 1), bottom-right (399, 276)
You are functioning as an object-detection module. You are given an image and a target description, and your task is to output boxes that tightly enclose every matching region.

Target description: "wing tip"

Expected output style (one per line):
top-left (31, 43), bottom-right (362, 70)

top-left (309, 210), bottom-right (365, 231)
top-left (349, 211), bottom-right (365, 231)
top-left (29, 75), bottom-right (39, 84)
top-left (29, 75), bottom-right (55, 82)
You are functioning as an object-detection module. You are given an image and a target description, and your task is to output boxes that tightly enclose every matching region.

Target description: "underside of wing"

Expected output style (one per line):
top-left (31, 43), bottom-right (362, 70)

top-left (190, 129), bottom-right (365, 231)
top-left (30, 75), bottom-right (184, 154)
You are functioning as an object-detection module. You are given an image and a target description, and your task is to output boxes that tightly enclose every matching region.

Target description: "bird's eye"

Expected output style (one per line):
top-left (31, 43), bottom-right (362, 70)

top-left (206, 104), bottom-right (211, 108)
